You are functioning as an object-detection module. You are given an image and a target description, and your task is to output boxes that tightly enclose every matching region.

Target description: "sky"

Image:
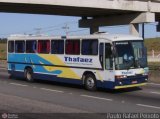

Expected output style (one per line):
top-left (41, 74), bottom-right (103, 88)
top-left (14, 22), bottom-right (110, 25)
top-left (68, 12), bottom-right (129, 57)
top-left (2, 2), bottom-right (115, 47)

top-left (0, 13), bottom-right (160, 38)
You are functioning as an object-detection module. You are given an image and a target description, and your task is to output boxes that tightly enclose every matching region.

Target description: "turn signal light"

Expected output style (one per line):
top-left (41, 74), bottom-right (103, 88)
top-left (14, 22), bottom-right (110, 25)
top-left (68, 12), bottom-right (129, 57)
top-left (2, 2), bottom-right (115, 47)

top-left (115, 75), bottom-right (127, 79)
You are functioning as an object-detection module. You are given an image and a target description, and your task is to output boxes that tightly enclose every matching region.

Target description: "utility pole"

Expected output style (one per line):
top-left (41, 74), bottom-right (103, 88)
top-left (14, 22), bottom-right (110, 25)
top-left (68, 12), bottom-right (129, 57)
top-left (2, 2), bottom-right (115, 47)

top-left (62, 23), bottom-right (69, 36)
top-left (35, 28), bottom-right (42, 35)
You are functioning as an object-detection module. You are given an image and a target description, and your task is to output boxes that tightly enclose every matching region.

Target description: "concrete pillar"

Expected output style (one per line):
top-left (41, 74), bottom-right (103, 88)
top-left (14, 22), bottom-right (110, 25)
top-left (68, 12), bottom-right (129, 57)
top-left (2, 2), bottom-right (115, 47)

top-left (130, 24), bottom-right (140, 36)
top-left (90, 26), bottom-right (99, 34)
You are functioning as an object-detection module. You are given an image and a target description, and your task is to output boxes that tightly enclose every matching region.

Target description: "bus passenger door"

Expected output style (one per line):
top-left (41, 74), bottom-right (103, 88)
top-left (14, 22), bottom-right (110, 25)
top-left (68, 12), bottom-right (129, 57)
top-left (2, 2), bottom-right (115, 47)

top-left (104, 43), bottom-right (115, 83)
top-left (99, 43), bottom-right (104, 70)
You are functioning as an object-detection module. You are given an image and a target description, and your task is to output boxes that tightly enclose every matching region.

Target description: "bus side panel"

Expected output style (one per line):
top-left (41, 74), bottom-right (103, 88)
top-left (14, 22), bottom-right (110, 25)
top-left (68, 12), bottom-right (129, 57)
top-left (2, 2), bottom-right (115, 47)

top-left (8, 53), bottom-right (116, 89)
top-left (8, 53), bottom-right (82, 82)
top-left (33, 72), bottom-right (83, 85)
top-left (8, 53), bottom-right (27, 76)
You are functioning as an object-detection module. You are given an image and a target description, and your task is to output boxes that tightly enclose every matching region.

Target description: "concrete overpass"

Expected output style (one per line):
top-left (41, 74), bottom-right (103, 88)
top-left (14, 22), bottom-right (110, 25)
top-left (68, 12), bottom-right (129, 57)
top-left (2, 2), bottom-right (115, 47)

top-left (0, 0), bottom-right (160, 35)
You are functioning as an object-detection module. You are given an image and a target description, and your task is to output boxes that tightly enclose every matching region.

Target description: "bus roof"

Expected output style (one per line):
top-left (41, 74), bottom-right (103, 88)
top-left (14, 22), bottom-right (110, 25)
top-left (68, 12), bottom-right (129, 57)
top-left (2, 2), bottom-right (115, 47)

top-left (7, 33), bottom-right (143, 42)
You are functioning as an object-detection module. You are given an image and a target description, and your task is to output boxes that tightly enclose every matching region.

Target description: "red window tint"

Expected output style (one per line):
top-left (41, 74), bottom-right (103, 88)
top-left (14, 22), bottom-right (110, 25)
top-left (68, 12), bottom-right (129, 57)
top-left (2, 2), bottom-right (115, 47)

top-left (38, 40), bottom-right (50, 54)
top-left (74, 41), bottom-right (80, 54)
top-left (65, 40), bottom-right (73, 54)
top-left (65, 40), bottom-right (80, 55)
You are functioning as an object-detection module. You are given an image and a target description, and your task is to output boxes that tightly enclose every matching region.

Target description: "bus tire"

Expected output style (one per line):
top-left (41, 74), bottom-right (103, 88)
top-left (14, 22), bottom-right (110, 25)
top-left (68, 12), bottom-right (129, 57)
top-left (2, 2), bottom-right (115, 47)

top-left (84, 74), bottom-right (97, 91)
top-left (24, 68), bottom-right (34, 82)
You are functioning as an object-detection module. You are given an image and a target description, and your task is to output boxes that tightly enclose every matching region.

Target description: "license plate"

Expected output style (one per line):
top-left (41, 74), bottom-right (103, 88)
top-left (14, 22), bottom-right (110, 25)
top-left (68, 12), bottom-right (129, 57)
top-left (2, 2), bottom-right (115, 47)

top-left (132, 81), bottom-right (138, 84)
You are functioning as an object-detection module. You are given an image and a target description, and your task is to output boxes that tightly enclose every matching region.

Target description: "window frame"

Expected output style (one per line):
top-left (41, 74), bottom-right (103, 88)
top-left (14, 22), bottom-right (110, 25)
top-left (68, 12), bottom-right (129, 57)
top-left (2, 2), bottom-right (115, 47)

top-left (105, 43), bottom-right (113, 70)
top-left (99, 43), bottom-right (104, 69)
top-left (26, 40), bottom-right (37, 53)
top-left (38, 40), bottom-right (50, 54)
top-left (81, 39), bottom-right (98, 56)
top-left (8, 41), bottom-right (15, 53)
top-left (15, 40), bottom-right (25, 53)
top-left (65, 39), bottom-right (80, 55)
top-left (51, 39), bottom-right (64, 54)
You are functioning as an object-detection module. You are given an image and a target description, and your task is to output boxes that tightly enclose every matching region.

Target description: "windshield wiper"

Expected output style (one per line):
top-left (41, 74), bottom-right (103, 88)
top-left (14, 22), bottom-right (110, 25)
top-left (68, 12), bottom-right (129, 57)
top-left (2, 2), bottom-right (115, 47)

top-left (125, 59), bottom-right (135, 70)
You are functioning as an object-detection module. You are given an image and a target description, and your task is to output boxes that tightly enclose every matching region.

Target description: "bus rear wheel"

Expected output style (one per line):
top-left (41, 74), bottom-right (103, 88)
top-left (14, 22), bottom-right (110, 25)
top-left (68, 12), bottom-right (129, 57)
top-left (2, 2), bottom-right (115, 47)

top-left (24, 68), bottom-right (34, 82)
top-left (84, 74), bottom-right (97, 91)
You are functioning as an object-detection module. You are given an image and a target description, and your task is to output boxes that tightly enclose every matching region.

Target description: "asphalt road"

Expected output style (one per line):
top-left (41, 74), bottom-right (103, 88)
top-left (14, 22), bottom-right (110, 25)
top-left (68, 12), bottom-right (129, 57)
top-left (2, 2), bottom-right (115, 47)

top-left (0, 67), bottom-right (160, 119)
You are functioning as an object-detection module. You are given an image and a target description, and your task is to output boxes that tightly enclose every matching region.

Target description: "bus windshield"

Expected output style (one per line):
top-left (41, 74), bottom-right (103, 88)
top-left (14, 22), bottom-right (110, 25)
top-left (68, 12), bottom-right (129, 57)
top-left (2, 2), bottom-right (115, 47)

top-left (114, 41), bottom-right (147, 70)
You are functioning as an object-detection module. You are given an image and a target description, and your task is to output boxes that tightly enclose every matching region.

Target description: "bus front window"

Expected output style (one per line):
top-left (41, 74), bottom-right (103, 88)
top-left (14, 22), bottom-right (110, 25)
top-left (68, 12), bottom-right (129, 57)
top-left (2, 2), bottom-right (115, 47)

top-left (114, 41), bottom-right (147, 70)
top-left (132, 41), bottom-right (147, 68)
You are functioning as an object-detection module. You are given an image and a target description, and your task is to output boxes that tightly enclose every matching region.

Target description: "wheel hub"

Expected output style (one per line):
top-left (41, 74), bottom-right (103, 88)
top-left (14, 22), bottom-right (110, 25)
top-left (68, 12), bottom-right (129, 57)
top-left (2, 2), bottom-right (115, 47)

top-left (87, 77), bottom-right (95, 88)
top-left (26, 72), bottom-right (32, 80)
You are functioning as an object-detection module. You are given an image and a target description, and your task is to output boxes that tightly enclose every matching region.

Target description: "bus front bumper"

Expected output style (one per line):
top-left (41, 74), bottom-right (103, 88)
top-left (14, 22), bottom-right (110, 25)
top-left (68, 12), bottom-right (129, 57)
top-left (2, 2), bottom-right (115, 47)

top-left (114, 83), bottom-right (147, 89)
top-left (114, 75), bottom-right (148, 89)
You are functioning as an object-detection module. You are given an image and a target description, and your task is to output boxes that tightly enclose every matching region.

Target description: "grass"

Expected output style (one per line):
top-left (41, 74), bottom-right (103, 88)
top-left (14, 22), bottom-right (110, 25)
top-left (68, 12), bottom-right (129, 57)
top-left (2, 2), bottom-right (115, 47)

top-left (144, 38), bottom-right (160, 55)
top-left (148, 62), bottom-right (160, 70)
top-left (0, 43), bottom-right (7, 60)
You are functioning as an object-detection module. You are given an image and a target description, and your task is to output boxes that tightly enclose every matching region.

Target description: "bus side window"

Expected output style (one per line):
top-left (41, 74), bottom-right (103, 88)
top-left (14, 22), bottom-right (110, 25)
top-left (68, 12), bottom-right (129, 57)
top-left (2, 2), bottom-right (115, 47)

top-left (15, 41), bottom-right (25, 53)
top-left (38, 40), bottom-right (50, 54)
top-left (8, 41), bottom-right (14, 53)
top-left (26, 40), bottom-right (37, 53)
top-left (65, 40), bottom-right (80, 55)
top-left (99, 43), bottom-right (104, 69)
top-left (82, 39), bottom-right (98, 55)
top-left (105, 43), bottom-right (113, 70)
top-left (51, 40), bottom-right (64, 54)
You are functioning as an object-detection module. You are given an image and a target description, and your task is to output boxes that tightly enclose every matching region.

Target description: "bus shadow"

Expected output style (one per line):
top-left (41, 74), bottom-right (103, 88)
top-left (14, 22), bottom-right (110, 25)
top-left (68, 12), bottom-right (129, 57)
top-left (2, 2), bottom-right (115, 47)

top-left (8, 75), bottom-right (26, 81)
top-left (35, 79), bottom-right (143, 94)
top-left (9, 76), bottom-right (142, 94)
top-left (34, 79), bottom-right (84, 90)
top-left (98, 87), bottom-right (142, 94)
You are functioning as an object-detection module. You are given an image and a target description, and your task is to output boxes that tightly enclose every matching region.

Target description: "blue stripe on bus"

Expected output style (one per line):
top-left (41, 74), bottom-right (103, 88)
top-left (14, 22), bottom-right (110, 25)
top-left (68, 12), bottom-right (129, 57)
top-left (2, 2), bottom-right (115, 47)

top-left (8, 53), bottom-right (63, 75)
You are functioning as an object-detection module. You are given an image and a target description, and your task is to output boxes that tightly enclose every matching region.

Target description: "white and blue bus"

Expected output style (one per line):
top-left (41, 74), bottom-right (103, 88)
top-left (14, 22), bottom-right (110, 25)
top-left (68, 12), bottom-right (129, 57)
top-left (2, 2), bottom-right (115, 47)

top-left (7, 33), bottom-right (149, 91)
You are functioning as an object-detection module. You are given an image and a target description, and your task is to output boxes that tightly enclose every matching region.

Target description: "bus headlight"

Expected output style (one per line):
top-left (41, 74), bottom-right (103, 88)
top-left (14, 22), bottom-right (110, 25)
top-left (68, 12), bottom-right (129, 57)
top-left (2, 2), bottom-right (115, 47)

top-left (143, 73), bottom-right (148, 76)
top-left (145, 78), bottom-right (148, 81)
top-left (119, 82), bottom-right (122, 85)
top-left (115, 75), bottom-right (127, 79)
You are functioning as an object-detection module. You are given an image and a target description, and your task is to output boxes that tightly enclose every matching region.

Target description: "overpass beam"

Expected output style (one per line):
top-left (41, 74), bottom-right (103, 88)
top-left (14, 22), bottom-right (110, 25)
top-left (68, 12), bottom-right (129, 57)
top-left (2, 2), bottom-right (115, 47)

top-left (79, 12), bottom-right (155, 35)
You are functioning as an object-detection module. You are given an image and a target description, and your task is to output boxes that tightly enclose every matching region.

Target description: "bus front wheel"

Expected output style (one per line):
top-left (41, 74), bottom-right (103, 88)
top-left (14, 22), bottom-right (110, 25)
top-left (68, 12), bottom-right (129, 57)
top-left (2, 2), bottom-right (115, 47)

top-left (24, 68), bottom-right (34, 82)
top-left (84, 74), bottom-right (97, 91)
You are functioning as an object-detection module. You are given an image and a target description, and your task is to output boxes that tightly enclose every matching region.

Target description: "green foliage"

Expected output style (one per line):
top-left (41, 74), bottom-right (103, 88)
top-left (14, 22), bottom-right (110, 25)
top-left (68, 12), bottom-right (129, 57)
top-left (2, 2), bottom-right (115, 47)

top-left (144, 38), bottom-right (160, 52)
top-left (0, 50), bottom-right (4, 53)
top-left (0, 43), bottom-right (7, 60)
top-left (148, 62), bottom-right (160, 70)
top-left (0, 39), bottom-right (7, 44)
